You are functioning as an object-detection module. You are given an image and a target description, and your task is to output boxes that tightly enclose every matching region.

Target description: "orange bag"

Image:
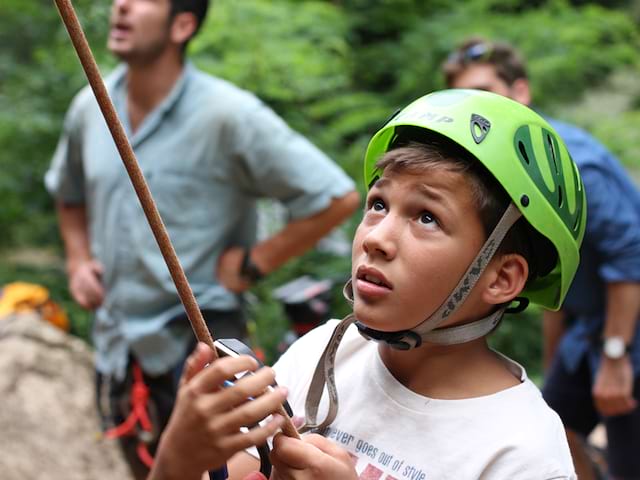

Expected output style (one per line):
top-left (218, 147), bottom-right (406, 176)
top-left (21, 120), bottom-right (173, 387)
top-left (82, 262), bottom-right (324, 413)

top-left (0, 282), bottom-right (70, 331)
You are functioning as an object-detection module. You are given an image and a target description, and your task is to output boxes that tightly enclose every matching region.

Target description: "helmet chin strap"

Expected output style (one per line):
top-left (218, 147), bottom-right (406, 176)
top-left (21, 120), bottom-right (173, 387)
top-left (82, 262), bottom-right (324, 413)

top-left (352, 202), bottom-right (523, 348)
top-left (299, 203), bottom-right (523, 433)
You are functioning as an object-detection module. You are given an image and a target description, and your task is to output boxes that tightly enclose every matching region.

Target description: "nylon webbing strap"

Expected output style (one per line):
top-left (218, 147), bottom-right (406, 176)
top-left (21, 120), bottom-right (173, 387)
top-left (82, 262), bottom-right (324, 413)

top-left (414, 203), bottom-right (522, 337)
top-left (421, 307), bottom-right (505, 345)
top-left (299, 314), bottom-right (357, 434)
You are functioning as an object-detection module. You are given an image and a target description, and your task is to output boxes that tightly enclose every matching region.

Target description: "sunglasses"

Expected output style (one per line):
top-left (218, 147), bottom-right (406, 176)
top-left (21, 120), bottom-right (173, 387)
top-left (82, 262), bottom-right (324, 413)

top-left (446, 42), bottom-right (493, 65)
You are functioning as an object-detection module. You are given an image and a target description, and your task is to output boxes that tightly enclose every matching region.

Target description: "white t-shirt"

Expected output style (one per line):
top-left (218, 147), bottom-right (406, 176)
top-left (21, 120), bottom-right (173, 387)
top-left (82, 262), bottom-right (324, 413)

top-left (271, 320), bottom-right (576, 480)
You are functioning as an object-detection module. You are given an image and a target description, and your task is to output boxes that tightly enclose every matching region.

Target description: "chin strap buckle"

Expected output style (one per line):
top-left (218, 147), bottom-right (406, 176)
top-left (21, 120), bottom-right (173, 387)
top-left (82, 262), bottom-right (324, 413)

top-left (355, 323), bottom-right (422, 350)
top-left (505, 297), bottom-right (529, 314)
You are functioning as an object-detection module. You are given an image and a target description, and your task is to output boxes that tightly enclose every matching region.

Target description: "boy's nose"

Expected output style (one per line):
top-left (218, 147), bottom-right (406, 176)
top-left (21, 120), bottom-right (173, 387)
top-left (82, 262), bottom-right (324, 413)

top-left (362, 216), bottom-right (399, 260)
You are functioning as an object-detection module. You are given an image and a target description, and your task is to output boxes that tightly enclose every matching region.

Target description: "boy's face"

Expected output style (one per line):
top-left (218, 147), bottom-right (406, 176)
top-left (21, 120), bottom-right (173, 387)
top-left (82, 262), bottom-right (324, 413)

top-left (108, 0), bottom-right (174, 63)
top-left (351, 166), bottom-right (489, 332)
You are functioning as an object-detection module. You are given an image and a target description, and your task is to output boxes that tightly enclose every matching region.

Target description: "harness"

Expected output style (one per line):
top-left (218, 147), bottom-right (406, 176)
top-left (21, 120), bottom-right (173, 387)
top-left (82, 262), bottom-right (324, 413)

top-left (103, 362), bottom-right (155, 468)
top-left (102, 339), bottom-right (292, 478)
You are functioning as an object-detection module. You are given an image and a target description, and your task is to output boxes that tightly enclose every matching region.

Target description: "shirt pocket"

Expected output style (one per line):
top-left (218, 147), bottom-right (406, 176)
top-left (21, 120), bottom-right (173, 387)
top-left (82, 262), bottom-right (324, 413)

top-left (139, 169), bottom-right (254, 254)
top-left (146, 170), bottom-right (217, 227)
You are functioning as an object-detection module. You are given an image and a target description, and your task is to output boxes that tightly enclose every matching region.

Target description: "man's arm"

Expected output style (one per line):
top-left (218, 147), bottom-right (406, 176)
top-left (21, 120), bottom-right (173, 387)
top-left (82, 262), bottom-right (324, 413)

top-left (218, 191), bottom-right (360, 292)
top-left (593, 281), bottom-right (640, 416)
top-left (56, 202), bottom-right (104, 310)
top-left (542, 309), bottom-right (567, 372)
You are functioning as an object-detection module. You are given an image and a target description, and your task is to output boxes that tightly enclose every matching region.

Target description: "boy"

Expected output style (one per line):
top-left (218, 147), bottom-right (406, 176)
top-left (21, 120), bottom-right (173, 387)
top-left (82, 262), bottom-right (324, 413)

top-left (444, 37), bottom-right (640, 480)
top-left (150, 89), bottom-right (584, 479)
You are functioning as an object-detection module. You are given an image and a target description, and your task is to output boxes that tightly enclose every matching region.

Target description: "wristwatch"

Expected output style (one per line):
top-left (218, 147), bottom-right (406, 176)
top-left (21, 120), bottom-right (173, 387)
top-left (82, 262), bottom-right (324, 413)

top-left (240, 250), bottom-right (265, 283)
top-left (602, 336), bottom-right (630, 360)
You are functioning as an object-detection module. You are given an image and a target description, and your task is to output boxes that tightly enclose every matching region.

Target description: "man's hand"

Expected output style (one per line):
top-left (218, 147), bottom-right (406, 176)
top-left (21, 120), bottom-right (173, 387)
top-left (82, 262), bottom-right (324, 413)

top-left (217, 246), bottom-right (252, 293)
top-left (68, 259), bottom-right (104, 310)
top-left (269, 433), bottom-right (358, 480)
top-left (593, 355), bottom-right (638, 416)
top-left (149, 343), bottom-right (287, 480)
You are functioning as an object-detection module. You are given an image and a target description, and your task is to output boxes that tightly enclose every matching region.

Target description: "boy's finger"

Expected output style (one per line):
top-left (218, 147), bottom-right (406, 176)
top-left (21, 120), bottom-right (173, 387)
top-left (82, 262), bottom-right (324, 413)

top-left (190, 355), bottom-right (259, 394)
top-left (270, 434), bottom-right (320, 470)
top-left (216, 367), bottom-right (277, 408)
top-left (291, 416), bottom-right (304, 429)
top-left (218, 414), bottom-right (285, 454)
top-left (181, 342), bottom-right (215, 386)
top-left (213, 386), bottom-right (288, 432)
top-left (242, 473), bottom-right (268, 480)
top-left (304, 433), bottom-right (353, 461)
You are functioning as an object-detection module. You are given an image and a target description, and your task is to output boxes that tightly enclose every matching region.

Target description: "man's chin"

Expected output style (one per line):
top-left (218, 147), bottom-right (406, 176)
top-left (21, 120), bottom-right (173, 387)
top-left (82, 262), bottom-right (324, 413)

top-left (107, 40), bottom-right (130, 60)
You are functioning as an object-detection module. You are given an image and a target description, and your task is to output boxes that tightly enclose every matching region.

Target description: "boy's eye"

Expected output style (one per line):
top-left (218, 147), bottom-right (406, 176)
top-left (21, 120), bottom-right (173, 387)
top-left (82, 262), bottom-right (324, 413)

top-left (419, 212), bottom-right (436, 225)
top-left (373, 199), bottom-right (385, 211)
top-left (368, 198), bottom-right (386, 212)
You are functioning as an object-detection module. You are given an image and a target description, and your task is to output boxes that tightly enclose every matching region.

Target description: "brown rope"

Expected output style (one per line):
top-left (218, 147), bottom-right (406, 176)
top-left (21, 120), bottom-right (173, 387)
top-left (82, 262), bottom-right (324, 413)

top-left (53, 0), bottom-right (299, 439)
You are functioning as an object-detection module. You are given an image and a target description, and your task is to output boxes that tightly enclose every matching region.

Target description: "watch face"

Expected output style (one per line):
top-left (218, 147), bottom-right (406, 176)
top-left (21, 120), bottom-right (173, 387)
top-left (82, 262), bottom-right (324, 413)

top-left (604, 337), bottom-right (626, 359)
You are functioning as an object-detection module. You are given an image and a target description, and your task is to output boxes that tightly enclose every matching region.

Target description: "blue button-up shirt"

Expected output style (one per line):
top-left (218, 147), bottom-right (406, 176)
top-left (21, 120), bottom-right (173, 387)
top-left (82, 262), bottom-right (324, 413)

top-left (547, 118), bottom-right (640, 376)
top-left (46, 63), bottom-right (355, 379)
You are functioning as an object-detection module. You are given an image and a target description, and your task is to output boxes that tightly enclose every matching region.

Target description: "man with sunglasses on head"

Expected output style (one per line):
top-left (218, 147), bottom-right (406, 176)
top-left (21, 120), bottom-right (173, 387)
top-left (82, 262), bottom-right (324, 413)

top-left (443, 37), bottom-right (640, 480)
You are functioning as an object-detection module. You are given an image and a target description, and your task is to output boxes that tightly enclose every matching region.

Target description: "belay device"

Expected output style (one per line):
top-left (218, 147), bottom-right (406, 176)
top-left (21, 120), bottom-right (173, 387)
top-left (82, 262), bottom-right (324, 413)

top-left (214, 339), bottom-right (294, 478)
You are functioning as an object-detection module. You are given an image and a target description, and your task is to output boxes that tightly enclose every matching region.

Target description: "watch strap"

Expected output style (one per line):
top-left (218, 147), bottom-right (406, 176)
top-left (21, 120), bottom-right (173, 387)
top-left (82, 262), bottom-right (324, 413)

top-left (240, 250), bottom-right (265, 283)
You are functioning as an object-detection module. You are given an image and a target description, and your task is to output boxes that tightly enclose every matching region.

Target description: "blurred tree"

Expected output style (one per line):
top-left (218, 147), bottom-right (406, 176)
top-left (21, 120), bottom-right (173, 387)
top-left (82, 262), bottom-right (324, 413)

top-left (0, 0), bottom-right (111, 249)
top-left (2, 0), bottom-right (639, 373)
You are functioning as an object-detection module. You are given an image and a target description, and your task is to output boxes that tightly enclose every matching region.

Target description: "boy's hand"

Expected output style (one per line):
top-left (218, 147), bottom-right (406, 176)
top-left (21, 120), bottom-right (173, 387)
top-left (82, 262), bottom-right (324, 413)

top-left (269, 433), bottom-right (358, 480)
top-left (149, 343), bottom-right (288, 480)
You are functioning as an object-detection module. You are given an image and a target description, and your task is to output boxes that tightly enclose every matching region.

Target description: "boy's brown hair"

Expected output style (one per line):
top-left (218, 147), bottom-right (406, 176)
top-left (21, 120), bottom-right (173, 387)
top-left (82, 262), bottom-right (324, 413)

top-left (442, 37), bottom-right (527, 87)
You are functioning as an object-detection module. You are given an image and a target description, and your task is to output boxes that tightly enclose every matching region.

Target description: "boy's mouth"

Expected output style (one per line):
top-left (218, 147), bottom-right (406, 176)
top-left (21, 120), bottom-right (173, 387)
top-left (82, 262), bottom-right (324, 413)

top-left (356, 266), bottom-right (392, 289)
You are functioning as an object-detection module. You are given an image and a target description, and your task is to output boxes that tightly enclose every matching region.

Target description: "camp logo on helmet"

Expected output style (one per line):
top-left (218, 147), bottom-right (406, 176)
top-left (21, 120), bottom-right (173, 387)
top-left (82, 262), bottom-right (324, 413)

top-left (470, 113), bottom-right (491, 144)
top-left (396, 109), bottom-right (454, 125)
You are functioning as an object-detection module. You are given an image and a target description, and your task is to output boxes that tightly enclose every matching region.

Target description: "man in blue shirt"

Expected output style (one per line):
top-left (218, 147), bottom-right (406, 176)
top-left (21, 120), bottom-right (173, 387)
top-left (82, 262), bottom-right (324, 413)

top-left (46, 0), bottom-right (359, 477)
top-left (443, 37), bottom-right (640, 480)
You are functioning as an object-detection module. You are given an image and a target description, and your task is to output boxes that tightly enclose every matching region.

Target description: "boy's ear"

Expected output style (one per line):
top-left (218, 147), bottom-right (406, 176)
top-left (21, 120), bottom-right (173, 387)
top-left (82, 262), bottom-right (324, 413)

top-left (482, 253), bottom-right (528, 306)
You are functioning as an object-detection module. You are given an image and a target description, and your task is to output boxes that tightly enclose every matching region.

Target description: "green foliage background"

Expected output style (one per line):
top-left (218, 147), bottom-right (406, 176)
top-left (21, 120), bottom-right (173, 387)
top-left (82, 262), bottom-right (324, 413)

top-left (2, 0), bottom-right (640, 379)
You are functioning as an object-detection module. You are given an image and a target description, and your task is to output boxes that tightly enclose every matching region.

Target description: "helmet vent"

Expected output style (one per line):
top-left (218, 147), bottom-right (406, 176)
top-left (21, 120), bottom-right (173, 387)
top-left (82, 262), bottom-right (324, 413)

top-left (558, 185), bottom-right (564, 207)
top-left (573, 211), bottom-right (581, 231)
top-left (546, 133), bottom-right (558, 174)
top-left (518, 141), bottom-right (530, 164)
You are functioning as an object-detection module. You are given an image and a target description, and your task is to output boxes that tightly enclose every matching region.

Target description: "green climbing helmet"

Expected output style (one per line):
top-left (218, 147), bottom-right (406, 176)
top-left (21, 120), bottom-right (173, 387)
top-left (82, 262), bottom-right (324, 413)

top-left (364, 89), bottom-right (586, 310)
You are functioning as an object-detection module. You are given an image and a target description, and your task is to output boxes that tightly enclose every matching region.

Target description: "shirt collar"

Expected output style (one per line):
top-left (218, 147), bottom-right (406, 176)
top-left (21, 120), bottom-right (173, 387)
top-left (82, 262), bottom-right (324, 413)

top-left (110, 61), bottom-right (194, 146)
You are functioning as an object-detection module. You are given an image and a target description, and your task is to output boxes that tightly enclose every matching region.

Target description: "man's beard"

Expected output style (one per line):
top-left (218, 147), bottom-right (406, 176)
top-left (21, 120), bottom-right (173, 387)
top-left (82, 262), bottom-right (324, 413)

top-left (110, 35), bottom-right (172, 66)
